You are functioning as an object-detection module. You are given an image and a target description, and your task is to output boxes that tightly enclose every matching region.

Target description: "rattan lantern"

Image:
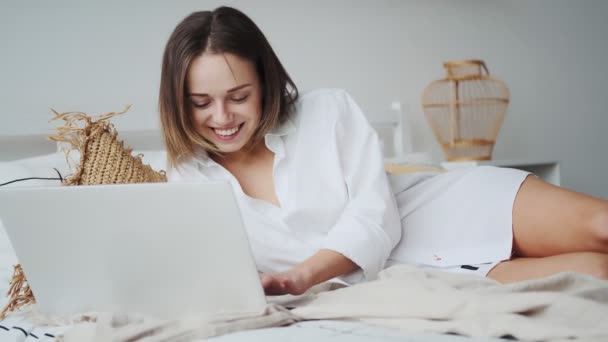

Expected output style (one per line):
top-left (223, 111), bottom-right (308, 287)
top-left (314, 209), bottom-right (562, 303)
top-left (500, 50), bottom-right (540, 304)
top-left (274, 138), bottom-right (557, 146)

top-left (422, 60), bottom-right (509, 161)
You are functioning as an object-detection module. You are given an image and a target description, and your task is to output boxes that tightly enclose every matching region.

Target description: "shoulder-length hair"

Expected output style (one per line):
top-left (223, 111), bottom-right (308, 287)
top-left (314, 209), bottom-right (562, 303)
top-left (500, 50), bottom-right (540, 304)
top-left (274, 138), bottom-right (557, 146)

top-left (159, 6), bottom-right (298, 167)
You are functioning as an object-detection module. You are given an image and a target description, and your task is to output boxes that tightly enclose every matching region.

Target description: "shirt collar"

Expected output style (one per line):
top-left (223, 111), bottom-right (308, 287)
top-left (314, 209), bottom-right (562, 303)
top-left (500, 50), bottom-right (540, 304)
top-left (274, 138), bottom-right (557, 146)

top-left (267, 117), bottom-right (295, 137)
top-left (193, 117), bottom-right (295, 167)
top-left (264, 117), bottom-right (295, 157)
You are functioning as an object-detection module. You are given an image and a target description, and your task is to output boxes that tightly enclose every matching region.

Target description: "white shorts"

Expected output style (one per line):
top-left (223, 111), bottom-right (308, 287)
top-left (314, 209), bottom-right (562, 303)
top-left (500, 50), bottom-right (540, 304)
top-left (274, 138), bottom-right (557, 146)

top-left (405, 261), bottom-right (502, 277)
top-left (386, 166), bottom-right (531, 277)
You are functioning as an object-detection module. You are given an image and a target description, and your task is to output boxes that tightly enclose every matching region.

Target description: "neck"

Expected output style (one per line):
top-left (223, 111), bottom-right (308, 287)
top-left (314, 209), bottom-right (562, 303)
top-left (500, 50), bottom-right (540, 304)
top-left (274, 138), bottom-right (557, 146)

top-left (213, 141), bottom-right (269, 167)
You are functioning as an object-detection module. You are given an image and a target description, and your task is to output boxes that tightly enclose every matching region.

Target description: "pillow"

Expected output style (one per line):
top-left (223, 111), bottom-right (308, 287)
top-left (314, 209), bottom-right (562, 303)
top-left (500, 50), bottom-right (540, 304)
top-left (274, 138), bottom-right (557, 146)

top-left (132, 150), bottom-right (168, 173)
top-left (16, 151), bottom-right (73, 174)
top-left (0, 158), bottom-right (65, 188)
top-left (0, 218), bottom-right (17, 293)
top-left (0, 229), bottom-right (16, 311)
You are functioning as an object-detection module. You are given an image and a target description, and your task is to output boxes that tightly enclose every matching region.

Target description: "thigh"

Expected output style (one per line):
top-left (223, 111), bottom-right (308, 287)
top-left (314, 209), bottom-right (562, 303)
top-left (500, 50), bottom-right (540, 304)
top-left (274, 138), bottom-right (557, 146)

top-left (512, 176), bottom-right (608, 257)
top-left (487, 252), bottom-right (608, 283)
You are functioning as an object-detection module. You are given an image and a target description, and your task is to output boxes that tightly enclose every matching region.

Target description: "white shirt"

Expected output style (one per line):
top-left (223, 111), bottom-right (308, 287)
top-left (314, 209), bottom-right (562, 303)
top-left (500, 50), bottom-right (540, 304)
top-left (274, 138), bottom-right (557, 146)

top-left (169, 89), bottom-right (402, 284)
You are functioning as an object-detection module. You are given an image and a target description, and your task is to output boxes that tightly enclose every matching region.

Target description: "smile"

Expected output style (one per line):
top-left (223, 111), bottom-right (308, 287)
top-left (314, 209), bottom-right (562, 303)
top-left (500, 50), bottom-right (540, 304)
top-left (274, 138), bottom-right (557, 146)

top-left (214, 125), bottom-right (240, 136)
top-left (212, 123), bottom-right (244, 141)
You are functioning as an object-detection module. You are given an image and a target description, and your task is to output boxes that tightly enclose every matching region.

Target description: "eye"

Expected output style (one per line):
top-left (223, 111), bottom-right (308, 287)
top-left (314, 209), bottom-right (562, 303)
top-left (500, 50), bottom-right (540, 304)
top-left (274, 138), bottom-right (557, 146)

top-left (192, 101), bottom-right (211, 109)
top-left (230, 94), bottom-right (249, 103)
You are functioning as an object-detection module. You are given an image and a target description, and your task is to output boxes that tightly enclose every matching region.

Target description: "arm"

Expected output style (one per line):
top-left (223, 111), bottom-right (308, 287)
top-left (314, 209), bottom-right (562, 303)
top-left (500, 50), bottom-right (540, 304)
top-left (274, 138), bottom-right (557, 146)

top-left (261, 249), bottom-right (357, 295)
top-left (321, 90), bottom-right (402, 283)
top-left (261, 90), bottom-right (402, 295)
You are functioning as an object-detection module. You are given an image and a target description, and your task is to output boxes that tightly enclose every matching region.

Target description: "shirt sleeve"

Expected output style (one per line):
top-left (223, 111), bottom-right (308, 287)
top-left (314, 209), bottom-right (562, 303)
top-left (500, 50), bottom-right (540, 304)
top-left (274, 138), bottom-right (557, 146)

top-left (321, 90), bottom-right (402, 283)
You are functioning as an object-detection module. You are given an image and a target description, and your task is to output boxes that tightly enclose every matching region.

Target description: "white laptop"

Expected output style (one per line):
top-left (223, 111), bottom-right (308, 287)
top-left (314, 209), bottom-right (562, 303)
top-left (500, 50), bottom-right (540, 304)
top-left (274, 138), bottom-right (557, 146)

top-left (0, 182), bottom-right (267, 319)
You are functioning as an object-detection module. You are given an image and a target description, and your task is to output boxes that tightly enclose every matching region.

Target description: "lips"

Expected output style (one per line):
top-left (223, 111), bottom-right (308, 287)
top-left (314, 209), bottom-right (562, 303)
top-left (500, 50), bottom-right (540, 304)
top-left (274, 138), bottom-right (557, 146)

top-left (212, 123), bottom-right (244, 141)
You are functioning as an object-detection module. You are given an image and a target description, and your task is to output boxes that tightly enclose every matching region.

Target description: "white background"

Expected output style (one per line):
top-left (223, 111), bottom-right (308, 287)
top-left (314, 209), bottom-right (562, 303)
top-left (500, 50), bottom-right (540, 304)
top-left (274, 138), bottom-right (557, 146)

top-left (1, 0), bottom-right (607, 197)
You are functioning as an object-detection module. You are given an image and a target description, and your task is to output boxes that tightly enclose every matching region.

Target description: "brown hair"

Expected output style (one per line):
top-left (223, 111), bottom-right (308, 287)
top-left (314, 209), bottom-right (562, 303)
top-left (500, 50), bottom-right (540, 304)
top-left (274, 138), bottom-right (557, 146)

top-left (159, 6), bottom-right (298, 167)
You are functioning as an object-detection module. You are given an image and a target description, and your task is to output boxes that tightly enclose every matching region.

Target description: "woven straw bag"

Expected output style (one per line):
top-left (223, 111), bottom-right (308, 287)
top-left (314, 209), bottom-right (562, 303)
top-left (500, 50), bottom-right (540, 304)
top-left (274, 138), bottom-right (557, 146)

top-left (0, 106), bottom-right (167, 319)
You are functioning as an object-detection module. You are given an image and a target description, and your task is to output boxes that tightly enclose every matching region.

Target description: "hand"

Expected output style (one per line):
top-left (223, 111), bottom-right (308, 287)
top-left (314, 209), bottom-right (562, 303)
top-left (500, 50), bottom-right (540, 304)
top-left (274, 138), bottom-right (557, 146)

top-left (259, 267), bottom-right (313, 296)
top-left (260, 249), bottom-right (358, 296)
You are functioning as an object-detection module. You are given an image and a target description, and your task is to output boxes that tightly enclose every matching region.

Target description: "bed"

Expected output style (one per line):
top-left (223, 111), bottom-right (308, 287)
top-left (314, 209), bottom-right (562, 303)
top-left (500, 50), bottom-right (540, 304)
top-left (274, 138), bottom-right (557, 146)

top-left (1, 112), bottom-right (607, 342)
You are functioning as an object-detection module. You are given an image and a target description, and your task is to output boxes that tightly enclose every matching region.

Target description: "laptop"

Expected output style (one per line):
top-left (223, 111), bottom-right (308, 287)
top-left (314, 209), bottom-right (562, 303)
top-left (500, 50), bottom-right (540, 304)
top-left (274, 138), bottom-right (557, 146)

top-left (0, 182), bottom-right (267, 319)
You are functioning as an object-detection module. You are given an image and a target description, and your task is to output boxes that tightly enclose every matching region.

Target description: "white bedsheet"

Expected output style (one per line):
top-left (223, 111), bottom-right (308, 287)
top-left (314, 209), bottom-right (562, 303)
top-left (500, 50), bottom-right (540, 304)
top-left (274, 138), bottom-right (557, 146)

top-left (0, 241), bottom-right (485, 342)
top-left (3, 264), bottom-right (607, 342)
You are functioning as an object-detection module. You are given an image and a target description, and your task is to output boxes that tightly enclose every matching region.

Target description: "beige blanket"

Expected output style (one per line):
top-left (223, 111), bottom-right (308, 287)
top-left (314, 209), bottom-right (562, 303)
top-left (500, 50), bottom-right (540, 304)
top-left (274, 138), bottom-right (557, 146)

top-left (59, 264), bottom-right (608, 342)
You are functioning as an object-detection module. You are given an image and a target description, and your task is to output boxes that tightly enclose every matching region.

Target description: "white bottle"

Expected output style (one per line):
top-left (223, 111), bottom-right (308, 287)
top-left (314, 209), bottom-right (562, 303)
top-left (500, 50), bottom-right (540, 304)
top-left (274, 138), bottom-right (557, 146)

top-left (390, 101), bottom-right (431, 165)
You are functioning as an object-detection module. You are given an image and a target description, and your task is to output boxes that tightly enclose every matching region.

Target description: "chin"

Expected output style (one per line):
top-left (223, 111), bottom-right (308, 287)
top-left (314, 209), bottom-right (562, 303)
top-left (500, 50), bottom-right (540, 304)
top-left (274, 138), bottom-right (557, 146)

top-left (217, 145), bottom-right (245, 154)
top-left (215, 138), bottom-right (249, 152)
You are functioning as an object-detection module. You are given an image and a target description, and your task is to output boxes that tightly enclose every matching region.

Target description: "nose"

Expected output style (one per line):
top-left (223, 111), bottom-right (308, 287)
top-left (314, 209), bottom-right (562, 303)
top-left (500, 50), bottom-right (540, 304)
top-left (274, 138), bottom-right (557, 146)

top-left (212, 101), bottom-right (234, 126)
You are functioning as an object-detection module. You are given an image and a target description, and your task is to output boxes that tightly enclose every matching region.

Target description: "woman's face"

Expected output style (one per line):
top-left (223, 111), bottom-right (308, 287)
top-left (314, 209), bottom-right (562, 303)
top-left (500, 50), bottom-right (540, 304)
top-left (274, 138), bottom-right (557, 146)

top-left (186, 52), bottom-right (262, 155)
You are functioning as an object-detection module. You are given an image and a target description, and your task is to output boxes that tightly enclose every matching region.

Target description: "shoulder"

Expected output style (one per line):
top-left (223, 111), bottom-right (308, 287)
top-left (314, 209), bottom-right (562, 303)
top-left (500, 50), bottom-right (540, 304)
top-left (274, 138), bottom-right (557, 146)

top-left (293, 88), bottom-right (357, 123)
top-left (297, 88), bottom-right (353, 107)
top-left (166, 162), bottom-right (195, 182)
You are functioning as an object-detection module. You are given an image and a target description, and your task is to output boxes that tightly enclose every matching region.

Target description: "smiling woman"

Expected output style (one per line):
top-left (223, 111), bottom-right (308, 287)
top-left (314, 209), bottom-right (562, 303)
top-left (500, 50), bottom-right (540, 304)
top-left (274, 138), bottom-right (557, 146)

top-left (159, 6), bottom-right (608, 297)
top-left (159, 8), bottom-right (297, 168)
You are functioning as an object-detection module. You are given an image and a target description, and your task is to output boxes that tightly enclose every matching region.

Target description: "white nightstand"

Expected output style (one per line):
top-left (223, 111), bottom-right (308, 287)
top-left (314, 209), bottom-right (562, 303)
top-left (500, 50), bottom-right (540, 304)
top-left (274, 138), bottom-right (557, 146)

top-left (440, 159), bottom-right (561, 186)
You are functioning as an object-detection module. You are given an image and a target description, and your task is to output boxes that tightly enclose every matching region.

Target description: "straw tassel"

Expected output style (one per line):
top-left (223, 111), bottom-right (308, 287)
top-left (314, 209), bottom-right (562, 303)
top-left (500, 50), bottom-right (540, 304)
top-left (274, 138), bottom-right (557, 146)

top-left (0, 265), bottom-right (35, 319)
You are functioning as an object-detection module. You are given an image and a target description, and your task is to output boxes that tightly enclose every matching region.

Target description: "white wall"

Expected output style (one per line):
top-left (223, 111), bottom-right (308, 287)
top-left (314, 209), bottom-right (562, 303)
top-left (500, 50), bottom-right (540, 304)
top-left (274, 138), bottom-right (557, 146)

top-left (1, 0), bottom-right (607, 197)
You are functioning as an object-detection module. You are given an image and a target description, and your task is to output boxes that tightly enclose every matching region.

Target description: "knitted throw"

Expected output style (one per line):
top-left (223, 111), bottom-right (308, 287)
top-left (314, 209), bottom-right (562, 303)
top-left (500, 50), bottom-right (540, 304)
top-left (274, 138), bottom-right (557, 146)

top-left (0, 106), bottom-right (167, 319)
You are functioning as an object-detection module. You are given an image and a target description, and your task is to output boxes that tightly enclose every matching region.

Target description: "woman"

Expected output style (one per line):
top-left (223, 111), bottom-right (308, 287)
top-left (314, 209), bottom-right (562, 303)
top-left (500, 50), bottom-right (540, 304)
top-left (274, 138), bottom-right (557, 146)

top-left (160, 6), bottom-right (608, 296)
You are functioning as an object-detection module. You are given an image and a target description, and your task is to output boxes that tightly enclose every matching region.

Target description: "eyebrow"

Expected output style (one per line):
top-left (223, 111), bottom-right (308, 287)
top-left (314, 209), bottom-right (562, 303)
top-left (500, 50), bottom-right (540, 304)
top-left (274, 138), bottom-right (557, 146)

top-left (188, 83), bottom-right (252, 97)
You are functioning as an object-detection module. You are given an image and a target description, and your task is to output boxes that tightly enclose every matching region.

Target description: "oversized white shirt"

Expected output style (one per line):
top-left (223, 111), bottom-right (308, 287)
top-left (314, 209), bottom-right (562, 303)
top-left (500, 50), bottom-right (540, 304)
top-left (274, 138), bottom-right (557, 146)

top-left (168, 89), bottom-right (402, 284)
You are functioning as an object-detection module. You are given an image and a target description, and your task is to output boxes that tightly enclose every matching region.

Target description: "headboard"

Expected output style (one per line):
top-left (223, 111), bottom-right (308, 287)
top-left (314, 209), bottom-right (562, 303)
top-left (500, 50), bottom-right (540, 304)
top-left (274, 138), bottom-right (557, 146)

top-left (0, 103), bottom-right (427, 163)
top-left (0, 134), bottom-right (57, 162)
top-left (0, 130), bottom-right (165, 162)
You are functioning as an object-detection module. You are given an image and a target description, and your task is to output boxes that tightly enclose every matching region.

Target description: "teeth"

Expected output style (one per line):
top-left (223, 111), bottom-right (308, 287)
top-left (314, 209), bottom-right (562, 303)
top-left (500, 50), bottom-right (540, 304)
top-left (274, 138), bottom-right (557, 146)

top-left (215, 125), bottom-right (240, 136)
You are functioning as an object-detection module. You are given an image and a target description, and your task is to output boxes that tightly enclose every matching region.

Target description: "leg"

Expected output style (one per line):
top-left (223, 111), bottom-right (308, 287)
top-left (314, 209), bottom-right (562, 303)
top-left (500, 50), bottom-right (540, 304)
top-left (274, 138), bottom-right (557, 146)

top-left (512, 176), bottom-right (608, 257)
top-left (487, 252), bottom-right (608, 283)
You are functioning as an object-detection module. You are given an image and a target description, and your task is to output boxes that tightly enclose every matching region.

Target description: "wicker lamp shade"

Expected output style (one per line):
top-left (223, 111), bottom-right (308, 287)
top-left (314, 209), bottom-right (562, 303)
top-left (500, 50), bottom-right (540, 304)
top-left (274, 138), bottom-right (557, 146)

top-left (422, 60), bottom-right (509, 161)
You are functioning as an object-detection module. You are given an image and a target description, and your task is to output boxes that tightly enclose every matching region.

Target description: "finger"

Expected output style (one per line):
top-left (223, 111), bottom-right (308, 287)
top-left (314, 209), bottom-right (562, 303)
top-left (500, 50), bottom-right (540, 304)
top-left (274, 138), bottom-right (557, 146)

top-left (261, 276), bottom-right (282, 294)
top-left (264, 282), bottom-right (287, 296)
top-left (282, 279), bottom-right (302, 295)
top-left (264, 276), bottom-right (293, 296)
top-left (260, 274), bottom-right (273, 288)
